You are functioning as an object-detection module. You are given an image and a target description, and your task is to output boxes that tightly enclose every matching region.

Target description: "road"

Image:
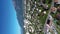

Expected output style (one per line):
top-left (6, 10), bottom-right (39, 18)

top-left (43, 0), bottom-right (58, 34)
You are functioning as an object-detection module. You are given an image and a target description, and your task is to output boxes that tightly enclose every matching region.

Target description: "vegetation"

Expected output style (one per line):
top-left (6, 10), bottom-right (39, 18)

top-left (25, 0), bottom-right (60, 34)
top-left (50, 5), bottom-right (60, 34)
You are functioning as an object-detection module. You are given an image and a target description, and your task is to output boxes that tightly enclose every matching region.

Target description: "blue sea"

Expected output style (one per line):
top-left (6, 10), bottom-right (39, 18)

top-left (0, 0), bottom-right (23, 34)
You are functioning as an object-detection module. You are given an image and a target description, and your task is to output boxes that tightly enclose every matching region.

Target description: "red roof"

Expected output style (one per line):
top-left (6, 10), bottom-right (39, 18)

top-left (54, 0), bottom-right (58, 3)
top-left (51, 7), bottom-right (57, 12)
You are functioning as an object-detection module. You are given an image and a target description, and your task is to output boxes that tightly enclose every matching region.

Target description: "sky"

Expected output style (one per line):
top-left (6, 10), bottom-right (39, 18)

top-left (0, 0), bottom-right (22, 34)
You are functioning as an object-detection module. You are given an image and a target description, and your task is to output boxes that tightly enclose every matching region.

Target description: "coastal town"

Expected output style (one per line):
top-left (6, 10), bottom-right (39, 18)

top-left (23, 0), bottom-right (60, 34)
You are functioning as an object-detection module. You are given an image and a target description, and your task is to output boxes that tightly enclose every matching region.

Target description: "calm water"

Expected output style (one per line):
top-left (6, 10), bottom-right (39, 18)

top-left (0, 0), bottom-right (23, 34)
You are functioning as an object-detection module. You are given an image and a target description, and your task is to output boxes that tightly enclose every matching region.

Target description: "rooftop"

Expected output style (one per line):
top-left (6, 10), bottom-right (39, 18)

top-left (57, 0), bottom-right (60, 4)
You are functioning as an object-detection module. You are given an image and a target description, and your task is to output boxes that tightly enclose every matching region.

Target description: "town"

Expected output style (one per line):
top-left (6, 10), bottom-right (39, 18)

top-left (24, 0), bottom-right (60, 34)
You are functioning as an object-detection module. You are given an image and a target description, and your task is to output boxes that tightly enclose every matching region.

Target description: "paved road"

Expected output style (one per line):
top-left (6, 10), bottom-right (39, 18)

top-left (44, 0), bottom-right (57, 34)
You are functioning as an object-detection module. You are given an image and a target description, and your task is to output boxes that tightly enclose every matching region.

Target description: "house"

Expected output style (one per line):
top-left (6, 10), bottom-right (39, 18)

top-left (57, 6), bottom-right (60, 12)
top-left (56, 14), bottom-right (60, 20)
top-left (54, 0), bottom-right (58, 3)
top-left (54, 0), bottom-right (60, 4)
top-left (51, 7), bottom-right (57, 13)
top-left (42, 4), bottom-right (48, 10)
top-left (57, 0), bottom-right (60, 4)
